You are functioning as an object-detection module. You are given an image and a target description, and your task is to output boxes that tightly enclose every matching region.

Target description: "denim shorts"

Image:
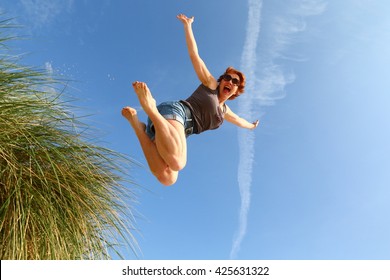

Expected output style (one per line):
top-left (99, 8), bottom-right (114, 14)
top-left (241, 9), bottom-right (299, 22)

top-left (145, 101), bottom-right (194, 140)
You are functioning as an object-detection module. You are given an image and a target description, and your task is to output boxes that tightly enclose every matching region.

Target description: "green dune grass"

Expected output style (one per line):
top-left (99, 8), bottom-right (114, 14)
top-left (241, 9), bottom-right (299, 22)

top-left (0, 18), bottom-right (139, 259)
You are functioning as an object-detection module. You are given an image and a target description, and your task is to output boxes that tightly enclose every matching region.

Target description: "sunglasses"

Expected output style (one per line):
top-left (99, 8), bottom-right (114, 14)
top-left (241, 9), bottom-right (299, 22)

top-left (222, 74), bottom-right (240, 86)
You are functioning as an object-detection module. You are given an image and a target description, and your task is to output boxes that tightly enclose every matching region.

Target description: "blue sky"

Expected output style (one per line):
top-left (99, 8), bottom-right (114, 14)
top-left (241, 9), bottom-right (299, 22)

top-left (1, 0), bottom-right (389, 260)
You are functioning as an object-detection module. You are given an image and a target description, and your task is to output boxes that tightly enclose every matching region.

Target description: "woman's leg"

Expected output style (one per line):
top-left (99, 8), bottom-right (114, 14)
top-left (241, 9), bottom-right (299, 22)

top-left (121, 107), bottom-right (178, 186)
top-left (132, 82), bottom-right (187, 171)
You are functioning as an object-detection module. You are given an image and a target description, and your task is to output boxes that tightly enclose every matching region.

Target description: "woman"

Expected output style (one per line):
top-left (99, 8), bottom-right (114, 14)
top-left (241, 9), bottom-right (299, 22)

top-left (122, 14), bottom-right (259, 186)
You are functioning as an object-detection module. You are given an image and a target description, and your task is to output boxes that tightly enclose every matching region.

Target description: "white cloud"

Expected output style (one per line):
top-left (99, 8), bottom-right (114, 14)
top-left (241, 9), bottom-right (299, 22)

top-left (254, 64), bottom-right (295, 106)
top-left (231, 0), bottom-right (326, 259)
top-left (230, 128), bottom-right (256, 259)
top-left (19, 0), bottom-right (74, 29)
top-left (230, 0), bottom-right (263, 260)
top-left (292, 0), bottom-right (327, 16)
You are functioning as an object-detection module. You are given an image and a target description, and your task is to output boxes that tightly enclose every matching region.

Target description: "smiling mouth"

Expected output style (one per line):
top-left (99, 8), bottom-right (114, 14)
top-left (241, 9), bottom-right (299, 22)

top-left (223, 86), bottom-right (231, 94)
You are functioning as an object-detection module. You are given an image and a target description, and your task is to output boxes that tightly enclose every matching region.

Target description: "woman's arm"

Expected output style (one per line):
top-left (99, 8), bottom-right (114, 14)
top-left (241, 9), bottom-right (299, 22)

top-left (177, 14), bottom-right (217, 89)
top-left (224, 105), bottom-right (259, 130)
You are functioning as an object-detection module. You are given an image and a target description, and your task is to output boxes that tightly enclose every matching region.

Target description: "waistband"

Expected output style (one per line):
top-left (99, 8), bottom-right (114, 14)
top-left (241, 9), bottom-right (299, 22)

top-left (180, 101), bottom-right (197, 135)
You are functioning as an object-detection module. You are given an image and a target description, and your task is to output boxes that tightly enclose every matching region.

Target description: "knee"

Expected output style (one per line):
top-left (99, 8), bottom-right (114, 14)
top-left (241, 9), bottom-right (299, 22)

top-left (153, 169), bottom-right (178, 186)
top-left (157, 173), bottom-right (178, 186)
top-left (167, 156), bottom-right (186, 172)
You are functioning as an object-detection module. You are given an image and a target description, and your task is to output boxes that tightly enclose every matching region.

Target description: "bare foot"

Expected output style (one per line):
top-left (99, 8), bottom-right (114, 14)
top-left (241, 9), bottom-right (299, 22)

top-left (132, 81), bottom-right (157, 115)
top-left (121, 106), bottom-right (146, 132)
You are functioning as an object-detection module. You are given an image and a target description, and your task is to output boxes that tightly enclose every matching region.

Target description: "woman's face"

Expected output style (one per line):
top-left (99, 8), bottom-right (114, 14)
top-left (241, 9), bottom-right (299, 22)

top-left (219, 73), bottom-right (240, 99)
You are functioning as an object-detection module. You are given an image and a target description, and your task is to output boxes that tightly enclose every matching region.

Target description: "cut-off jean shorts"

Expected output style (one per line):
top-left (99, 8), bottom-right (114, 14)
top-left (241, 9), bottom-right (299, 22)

top-left (145, 101), bottom-right (195, 141)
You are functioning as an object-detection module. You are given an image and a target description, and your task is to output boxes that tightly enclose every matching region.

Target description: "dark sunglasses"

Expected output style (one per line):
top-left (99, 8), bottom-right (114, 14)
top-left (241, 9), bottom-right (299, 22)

top-left (222, 74), bottom-right (240, 86)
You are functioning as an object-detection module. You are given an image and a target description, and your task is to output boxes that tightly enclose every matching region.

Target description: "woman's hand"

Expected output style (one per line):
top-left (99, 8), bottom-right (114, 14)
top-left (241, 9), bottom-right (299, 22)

top-left (251, 120), bottom-right (260, 130)
top-left (177, 14), bottom-right (194, 25)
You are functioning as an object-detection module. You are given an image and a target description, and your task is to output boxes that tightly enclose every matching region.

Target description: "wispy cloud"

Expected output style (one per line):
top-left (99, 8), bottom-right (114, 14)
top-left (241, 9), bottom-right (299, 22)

top-left (230, 0), bottom-right (263, 260)
top-left (19, 0), bottom-right (74, 30)
top-left (230, 0), bottom-right (327, 259)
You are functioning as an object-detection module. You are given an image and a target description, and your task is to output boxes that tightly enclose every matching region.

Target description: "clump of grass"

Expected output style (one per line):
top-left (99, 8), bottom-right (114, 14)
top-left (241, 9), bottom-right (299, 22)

top-left (0, 18), bottom-right (139, 259)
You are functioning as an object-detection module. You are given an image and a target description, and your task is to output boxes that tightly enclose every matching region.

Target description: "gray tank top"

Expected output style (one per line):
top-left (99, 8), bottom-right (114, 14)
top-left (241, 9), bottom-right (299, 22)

top-left (181, 84), bottom-right (226, 134)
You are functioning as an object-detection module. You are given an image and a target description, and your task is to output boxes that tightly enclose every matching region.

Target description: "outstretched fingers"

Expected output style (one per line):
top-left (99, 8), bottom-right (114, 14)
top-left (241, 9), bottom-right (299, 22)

top-left (251, 120), bottom-right (260, 130)
top-left (177, 14), bottom-right (194, 24)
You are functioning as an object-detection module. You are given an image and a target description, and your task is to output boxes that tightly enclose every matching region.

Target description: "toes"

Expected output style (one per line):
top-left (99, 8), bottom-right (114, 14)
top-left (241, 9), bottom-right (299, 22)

top-left (132, 81), bottom-right (150, 95)
top-left (132, 81), bottom-right (146, 87)
top-left (132, 81), bottom-right (144, 91)
top-left (121, 106), bottom-right (137, 117)
top-left (121, 107), bottom-right (129, 116)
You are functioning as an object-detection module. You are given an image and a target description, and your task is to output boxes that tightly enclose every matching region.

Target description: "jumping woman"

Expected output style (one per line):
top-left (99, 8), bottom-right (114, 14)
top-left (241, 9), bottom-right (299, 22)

top-left (122, 14), bottom-right (259, 186)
